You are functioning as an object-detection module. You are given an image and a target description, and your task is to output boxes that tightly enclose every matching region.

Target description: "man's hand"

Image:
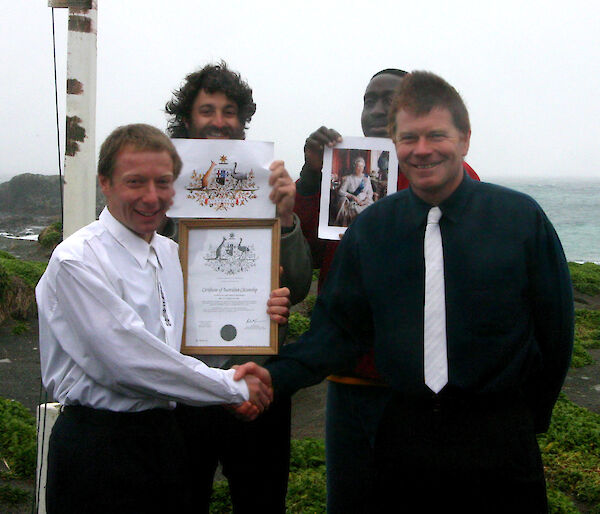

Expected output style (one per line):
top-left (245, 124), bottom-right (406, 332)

top-left (234, 361), bottom-right (272, 386)
top-left (269, 161), bottom-right (295, 228)
top-left (227, 401), bottom-right (261, 421)
top-left (228, 362), bottom-right (273, 421)
top-left (233, 361), bottom-right (273, 418)
top-left (267, 287), bottom-right (291, 325)
top-left (303, 126), bottom-right (342, 174)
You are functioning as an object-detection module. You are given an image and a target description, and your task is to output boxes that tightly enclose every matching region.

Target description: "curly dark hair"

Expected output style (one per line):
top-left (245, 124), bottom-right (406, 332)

top-left (165, 61), bottom-right (256, 138)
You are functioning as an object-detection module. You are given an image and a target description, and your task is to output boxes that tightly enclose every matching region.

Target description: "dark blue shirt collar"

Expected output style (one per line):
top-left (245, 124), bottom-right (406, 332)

top-left (407, 171), bottom-right (476, 227)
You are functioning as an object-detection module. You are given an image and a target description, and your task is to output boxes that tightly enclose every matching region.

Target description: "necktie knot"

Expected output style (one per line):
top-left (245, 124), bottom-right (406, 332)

top-left (427, 206), bottom-right (442, 225)
top-left (148, 247), bottom-right (159, 269)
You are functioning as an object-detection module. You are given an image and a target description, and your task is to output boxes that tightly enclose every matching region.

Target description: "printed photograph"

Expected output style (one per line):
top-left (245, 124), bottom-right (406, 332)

top-left (328, 148), bottom-right (390, 227)
top-left (318, 136), bottom-right (397, 240)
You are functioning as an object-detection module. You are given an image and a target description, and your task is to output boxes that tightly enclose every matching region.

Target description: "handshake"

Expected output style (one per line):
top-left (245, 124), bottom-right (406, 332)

top-left (230, 362), bottom-right (273, 421)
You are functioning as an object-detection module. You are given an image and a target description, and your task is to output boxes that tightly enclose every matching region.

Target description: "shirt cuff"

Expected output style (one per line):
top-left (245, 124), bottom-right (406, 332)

top-left (281, 213), bottom-right (300, 239)
top-left (223, 368), bottom-right (250, 402)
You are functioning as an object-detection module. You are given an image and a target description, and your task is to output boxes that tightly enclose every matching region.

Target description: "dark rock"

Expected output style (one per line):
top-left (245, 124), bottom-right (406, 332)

top-left (0, 173), bottom-right (105, 225)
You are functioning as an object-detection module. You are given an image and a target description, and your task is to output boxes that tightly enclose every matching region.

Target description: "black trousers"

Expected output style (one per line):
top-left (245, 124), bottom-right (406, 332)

top-left (374, 393), bottom-right (548, 514)
top-left (175, 396), bottom-right (292, 514)
top-left (46, 406), bottom-right (185, 514)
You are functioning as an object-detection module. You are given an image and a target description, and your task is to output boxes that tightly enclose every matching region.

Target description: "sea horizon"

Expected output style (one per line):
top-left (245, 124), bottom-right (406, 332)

top-left (1, 174), bottom-right (599, 264)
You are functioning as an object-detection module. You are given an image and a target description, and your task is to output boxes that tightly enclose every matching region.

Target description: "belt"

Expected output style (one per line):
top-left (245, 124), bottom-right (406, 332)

top-left (388, 390), bottom-right (522, 413)
top-left (62, 405), bottom-right (175, 427)
top-left (327, 375), bottom-right (389, 387)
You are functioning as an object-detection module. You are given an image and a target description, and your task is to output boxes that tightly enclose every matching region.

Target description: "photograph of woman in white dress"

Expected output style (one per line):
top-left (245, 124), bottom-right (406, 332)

top-left (334, 156), bottom-right (374, 227)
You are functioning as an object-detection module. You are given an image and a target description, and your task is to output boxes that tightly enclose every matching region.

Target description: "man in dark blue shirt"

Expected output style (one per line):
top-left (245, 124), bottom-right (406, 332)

top-left (237, 71), bottom-right (573, 512)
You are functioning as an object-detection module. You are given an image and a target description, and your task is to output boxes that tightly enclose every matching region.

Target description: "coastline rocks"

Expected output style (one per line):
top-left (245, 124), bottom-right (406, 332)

top-left (0, 173), bottom-right (105, 234)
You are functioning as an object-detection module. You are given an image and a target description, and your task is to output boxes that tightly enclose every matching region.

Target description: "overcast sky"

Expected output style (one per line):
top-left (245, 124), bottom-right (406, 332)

top-left (1, 0), bottom-right (599, 185)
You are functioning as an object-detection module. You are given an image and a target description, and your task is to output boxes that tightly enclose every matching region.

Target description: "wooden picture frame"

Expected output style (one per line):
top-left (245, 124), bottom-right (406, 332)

top-left (179, 218), bottom-right (280, 355)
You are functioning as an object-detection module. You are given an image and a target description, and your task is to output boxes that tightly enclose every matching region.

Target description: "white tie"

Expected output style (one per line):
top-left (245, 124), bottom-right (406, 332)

top-left (424, 206), bottom-right (448, 394)
top-left (149, 248), bottom-right (173, 344)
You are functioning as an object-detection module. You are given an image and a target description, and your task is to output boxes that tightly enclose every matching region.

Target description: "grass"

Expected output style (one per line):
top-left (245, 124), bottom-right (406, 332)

top-left (570, 262), bottom-right (600, 296)
top-left (38, 222), bottom-right (62, 250)
top-left (540, 395), bottom-right (600, 510)
top-left (10, 321), bottom-right (29, 336)
top-left (0, 398), bottom-right (37, 480)
top-left (209, 438), bottom-right (326, 514)
top-left (0, 257), bottom-right (46, 288)
top-left (288, 312), bottom-right (311, 338)
top-left (0, 484), bottom-right (31, 506)
top-left (0, 252), bottom-right (46, 323)
top-left (572, 309), bottom-right (600, 368)
top-left (1, 262), bottom-right (600, 511)
top-left (205, 405), bottom-right (600, 514)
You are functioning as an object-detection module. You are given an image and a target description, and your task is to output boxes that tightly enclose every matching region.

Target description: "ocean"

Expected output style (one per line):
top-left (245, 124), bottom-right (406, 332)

top-left (1, 178), bottom-right (598, 263)
top-left (495, 179), bottom-right (600, 264)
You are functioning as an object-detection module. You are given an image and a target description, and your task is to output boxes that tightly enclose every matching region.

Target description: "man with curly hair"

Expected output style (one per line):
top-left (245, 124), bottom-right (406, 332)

top-left (164, 61), bottom-right (312, 513)
top-left (165, 61), bottom-right (255, 140)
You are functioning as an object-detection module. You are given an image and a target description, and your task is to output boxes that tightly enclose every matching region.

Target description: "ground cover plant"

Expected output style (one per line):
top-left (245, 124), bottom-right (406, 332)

top-left (570, 262), bottom-right (600, 296)
top-left (37, 222), bottom-right (62, 251)
top-left (540, 395), bottom-right (600, 512)
top-left (0, 251), bottom-right (46, 323)
top-left (0, 398), bottom-right (37, 480)
top-left (572, 309), bottom-right (600, 368)
top-left (1, 262), bottom-right (599, 512)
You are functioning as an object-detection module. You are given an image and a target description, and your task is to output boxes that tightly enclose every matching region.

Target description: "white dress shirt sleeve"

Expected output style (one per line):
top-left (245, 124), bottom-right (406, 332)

top-left (47, 258), bottom-right (249, 407)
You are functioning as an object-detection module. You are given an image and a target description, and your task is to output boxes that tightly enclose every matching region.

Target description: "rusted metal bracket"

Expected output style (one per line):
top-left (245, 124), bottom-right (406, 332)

top-left (48, 0), bottom-right (92, 8)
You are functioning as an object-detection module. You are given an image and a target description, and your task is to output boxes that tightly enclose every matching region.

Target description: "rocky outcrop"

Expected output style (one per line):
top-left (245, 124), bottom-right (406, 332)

top-left (0, 173), bottom-right (104, 218)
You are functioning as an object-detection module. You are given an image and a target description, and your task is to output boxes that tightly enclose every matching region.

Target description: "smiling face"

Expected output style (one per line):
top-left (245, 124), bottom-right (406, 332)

top-left (99, 146), bottom-right (175, 241)
top-left (394, 107), bottom-right (470, 205)
top-left (361, 73), bottom-right (404, 138)
top-left (185, 89), bottom-right (245, 140)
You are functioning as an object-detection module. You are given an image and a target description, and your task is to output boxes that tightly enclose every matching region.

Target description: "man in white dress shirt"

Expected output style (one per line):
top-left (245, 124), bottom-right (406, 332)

top-left (36, 124), bottom-right (273, 514)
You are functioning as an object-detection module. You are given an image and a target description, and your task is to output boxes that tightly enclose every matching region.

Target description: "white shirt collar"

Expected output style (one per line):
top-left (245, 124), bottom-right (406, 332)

top-left (99, 207), bottom-right (157, 269)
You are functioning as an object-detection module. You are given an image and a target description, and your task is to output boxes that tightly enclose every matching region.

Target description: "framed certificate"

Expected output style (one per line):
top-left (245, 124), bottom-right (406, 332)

top-left (179, 218), bottom-right (280, 355)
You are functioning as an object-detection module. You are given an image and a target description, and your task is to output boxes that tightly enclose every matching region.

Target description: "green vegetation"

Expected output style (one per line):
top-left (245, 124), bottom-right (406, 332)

top-left (206, 397), bottom-right (600, 513)
top-left (209, 438), bottom-right (326, 514)
top-left (1, 263), bottom-right (599, 510)
top-left (540, 395), bottom-right (600, 510)
top-left (289, 437), bottom-right (325, 471)
top-left (288, 312), bottom-right (311, 338)
top-left (546, 488), bottom-right (579, 514)
top-left (302, 294), bottom-right (317, 317)
top-left (0, 484), bottom-right (31, 506)
top-left (571, 309), bottom-right (600, 368)
top-left (0, 251), bottom-right (46, 323)
top-left (10, 320), bottom-right (29, 336)
top-left (569, 262), bottom-right (600, 296)
top-left (0, 398), bottom-right (36, 479)
top-left (0, 256), bottom-right (46, 288)
top-left (38, 222), bottom-right (63, 250)
top-left (0, 261), bottom-right (9, 303)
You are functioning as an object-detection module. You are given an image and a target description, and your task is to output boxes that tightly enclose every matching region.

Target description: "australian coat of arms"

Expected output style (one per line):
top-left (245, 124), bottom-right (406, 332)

top-left (204, 232), bottom-right (257, 275)
top-left (186, 154), bottom-right (258, 211)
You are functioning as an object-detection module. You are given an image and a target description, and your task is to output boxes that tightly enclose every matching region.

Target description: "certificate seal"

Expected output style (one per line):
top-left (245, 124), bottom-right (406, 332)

top-left (220, 324), bottom-right (237, 341)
